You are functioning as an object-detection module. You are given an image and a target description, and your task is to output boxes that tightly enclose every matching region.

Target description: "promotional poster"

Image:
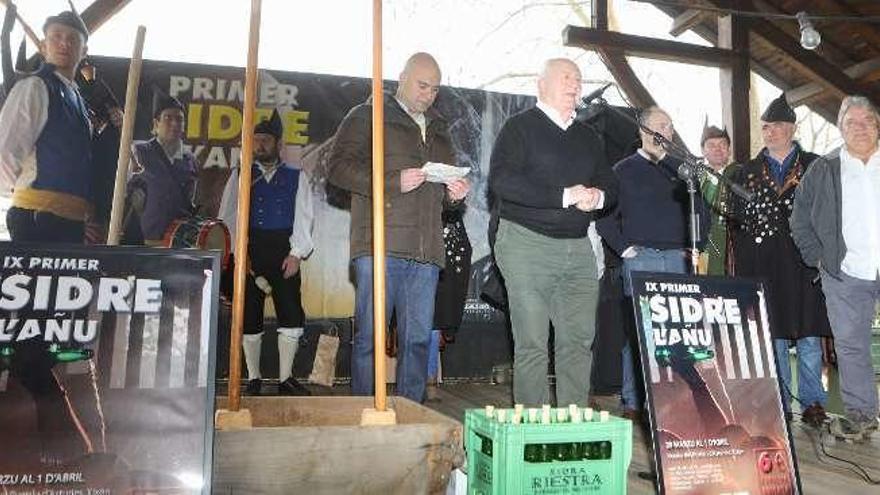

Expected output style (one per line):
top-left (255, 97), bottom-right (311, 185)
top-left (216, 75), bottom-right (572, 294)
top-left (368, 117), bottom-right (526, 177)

top-left (631, 272), bottom-right (800, 495)
top-left (0, 244), bottom-right (218, 494)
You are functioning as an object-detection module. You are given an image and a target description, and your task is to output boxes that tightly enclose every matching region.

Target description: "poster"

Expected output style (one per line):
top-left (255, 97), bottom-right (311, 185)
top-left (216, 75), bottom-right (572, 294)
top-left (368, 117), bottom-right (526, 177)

top-left (0, 243), bottom-right (218, 494)
top-left (631, 272), bottom-right (801, 495)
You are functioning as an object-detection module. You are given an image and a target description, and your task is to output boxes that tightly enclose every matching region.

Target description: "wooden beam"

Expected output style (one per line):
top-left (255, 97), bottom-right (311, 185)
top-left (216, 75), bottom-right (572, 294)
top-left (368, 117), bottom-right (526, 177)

top-left (592, 0), bottom-right (608, 31)
top-left (563, 25), bottom-right (736, 68)
top-left (81, 0), bottom-right (132, 33)
top-left (718, 14), bottom-right (751, 164)
top-left (749, 18), bottom-right (874, 101)
top-left (670, 9), bottom-right (705, 37)
top-left (597, 48), bottom-right (655, 109)
top-left (596, 48), bottom-right (691, 153)
top-left (787, 57), bottom-right (880, 106)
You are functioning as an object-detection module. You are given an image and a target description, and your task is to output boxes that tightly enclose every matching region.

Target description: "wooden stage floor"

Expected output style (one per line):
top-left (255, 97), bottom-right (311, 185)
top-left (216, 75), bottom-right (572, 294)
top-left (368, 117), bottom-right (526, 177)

top-left (220, 380), bottom-right (880, 494)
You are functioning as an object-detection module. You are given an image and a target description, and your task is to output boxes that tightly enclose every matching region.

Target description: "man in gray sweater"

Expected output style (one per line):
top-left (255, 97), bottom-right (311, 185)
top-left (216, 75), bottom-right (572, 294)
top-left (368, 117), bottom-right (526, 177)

top-left (791, 95), bottom-right (880, 441)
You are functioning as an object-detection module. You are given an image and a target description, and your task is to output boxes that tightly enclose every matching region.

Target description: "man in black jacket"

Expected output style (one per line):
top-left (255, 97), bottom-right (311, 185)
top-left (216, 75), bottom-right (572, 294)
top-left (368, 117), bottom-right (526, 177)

top-left (731, 94), bottom-right (831, 427)
top-left (489, 58), bottom-right (617, 407)
top-left (597, 106), bottom-right (709, 420)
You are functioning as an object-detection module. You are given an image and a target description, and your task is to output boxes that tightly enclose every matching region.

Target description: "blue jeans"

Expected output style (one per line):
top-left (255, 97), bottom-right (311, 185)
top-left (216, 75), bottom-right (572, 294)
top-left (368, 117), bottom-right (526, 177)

top-left (351, 256), bottom-right (440, 403)
top-left (773, 337), bottom-right (826, 413)
top-left (621, 247), bottom-right (688, 410)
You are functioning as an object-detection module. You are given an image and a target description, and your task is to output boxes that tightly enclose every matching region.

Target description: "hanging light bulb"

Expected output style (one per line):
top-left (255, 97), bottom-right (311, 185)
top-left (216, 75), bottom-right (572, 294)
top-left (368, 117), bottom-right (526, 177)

top-left (796, 12), bottom-right (821, 50)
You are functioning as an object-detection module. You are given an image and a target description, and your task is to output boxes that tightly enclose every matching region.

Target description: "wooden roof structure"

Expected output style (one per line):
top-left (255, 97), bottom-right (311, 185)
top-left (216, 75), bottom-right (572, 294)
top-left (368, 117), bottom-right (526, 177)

top-left (18, 0), bottom-right (880, 162)
top-left (565, 0), bottom-right (880, 162)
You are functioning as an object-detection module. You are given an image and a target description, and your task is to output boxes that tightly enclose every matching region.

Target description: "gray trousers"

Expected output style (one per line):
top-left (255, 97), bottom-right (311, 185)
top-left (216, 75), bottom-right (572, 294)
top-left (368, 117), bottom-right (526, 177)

top-left (495, 219), bottom-right (599, 406)
top-left (821, 270), bottom-right (880, 419)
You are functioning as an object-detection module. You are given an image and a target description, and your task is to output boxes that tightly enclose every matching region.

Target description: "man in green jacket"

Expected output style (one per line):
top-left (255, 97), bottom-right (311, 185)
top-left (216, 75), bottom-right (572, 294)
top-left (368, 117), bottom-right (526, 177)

top-left (329, 52), bottom-right (469, 403)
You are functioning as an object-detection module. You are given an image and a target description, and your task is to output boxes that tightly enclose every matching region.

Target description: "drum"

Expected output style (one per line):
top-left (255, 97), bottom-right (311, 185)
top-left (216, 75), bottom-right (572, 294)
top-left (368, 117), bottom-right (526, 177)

top-left (162, 217), bottom-right (231, 268)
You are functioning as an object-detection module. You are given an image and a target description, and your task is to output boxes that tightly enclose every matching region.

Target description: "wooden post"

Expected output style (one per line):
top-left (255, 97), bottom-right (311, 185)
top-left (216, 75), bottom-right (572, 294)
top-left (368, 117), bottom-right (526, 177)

top-left (216, 0), bottom-right (261, 429)
top-left (718, 14), bottom-right (751, 164)
top-left (105, 26), bottom-right (144, 246)
top-left (361, 0), bottom-right (396, 427)
top-left (0, 1), bottom-right (40, 47)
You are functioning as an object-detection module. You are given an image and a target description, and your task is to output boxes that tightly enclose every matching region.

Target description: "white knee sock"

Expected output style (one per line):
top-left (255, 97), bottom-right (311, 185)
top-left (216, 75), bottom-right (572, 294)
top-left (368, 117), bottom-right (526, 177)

top-left (277, 327), bottom-right (303, 382)
top-left (242, 332), bottom-right (263, 380)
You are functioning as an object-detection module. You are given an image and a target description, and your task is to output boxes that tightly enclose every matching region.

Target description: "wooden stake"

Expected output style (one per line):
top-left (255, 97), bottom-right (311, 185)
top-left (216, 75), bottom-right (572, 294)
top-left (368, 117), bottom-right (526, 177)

top-left (0, 1), bottom-right (40, 47)
top-left (105, 25), bottom-right (144, 246)
top-left (227, 0), bottom-right (262, 414)
top-left (361, 0), bottom-right (396, 426)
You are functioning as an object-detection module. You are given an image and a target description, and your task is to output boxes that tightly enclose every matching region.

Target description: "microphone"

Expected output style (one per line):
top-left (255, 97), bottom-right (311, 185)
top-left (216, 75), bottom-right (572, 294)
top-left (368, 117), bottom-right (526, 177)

top-left (580, 82), bottom-right (613, 107)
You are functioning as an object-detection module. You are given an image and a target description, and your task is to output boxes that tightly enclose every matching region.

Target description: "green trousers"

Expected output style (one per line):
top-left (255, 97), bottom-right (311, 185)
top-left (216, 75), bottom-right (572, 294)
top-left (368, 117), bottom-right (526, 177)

top-left (494, 219), bottom-right (599, 406)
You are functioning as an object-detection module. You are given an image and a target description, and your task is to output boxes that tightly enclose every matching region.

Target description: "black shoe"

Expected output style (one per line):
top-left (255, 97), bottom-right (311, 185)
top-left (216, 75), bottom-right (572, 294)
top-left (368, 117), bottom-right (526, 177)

top-left (801, 403), bottom-right (827, 428)
top-left (245, 378), bottom-right (262, 395)
top-left (278, 377), bottom-right (312, 396)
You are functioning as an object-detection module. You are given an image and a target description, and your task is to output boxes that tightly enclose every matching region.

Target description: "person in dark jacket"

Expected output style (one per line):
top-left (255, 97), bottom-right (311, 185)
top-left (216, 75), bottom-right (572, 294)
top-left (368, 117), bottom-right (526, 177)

top-left (328, 52), bottom-right (469, 403)
top-left (791, 95), bottom-right (880, 440)
top-left (597, 106), bottom-right (709, 420)
top-left (730, 93), bottom-right (831, 427)
top-left (127, 87), bottom-right (198, 244)
top-left (490, 58), bottom-right (618, 407)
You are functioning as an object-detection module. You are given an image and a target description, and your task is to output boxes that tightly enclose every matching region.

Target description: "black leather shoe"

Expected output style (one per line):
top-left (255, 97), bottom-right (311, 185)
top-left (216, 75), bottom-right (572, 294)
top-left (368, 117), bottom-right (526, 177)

top-left (245, 378), bottom-right (262, 395)
top-left (278, 377), bottom-right (312, 396)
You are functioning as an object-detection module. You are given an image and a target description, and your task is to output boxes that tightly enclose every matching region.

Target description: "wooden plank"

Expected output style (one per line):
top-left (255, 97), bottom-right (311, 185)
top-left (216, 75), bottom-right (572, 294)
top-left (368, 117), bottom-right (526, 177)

top-left (597, 48), bottom-right (656, 109)
top-left (670, 9), bottom-right (706, 37)
top-left (787, 57), bottom-right (880, 106)
top-left (80, 0), bottom-right (132, 33)
top-left (213, 396), bottom-right (462, 495)
top-left (592, 0), bottom-right (608, 31)
top-left (563, 25), bottom-right (737, 68)
top-left (718, 14), bottom-right (751, 163)
top-left (749, 17), bottom-right (874, 100)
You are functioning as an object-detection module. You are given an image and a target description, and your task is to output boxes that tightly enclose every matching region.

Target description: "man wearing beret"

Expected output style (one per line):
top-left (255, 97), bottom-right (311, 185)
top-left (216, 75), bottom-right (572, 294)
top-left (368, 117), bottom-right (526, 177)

top-left (127, 87), bottom-right (198, 244)
top-left (0, 10), bottom-right (94, 465)
top-left (730, 94), bottom-right (832, 427)
top-left (0, 11), bottom-right (92, 242)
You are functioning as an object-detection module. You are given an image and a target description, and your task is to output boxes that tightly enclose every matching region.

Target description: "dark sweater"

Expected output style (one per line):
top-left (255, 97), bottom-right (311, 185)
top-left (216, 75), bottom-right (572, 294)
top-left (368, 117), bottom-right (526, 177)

top-left (597, 151), bottom-right (709, 254)
top-left (488, 107), bottom-right (618, 238)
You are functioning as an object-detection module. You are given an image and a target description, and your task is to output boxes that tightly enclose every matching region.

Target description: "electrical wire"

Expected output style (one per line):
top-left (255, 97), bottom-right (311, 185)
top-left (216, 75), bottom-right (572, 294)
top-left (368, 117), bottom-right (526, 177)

top-left (779, 378), bottom-right (880, 485)
top-left (632, 0), bottom-right (880, 23)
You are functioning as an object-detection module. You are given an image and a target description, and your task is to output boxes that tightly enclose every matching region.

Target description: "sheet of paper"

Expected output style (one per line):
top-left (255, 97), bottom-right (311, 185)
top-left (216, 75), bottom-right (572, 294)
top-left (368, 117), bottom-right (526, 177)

top-left (421, 162), bottom-right (470, 183)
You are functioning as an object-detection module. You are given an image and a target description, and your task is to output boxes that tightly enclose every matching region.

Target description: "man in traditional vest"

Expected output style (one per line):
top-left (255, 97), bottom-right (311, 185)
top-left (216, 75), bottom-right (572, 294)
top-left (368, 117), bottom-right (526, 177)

top-left (0, 11), bottom-right (92, 242)
top-left (218, 109), bottom-right (315, 396)
top-left (127, 88), bottom-right (198, 244)
top-left (0, 11), bottom-right (94, 465)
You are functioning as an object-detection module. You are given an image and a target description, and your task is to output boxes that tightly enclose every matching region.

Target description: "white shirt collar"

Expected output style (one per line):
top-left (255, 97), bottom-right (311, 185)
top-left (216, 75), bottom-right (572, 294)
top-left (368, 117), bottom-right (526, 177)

top-left (636, 148), bottom-right (666, 163)
top-left (840, 143), bottom-right (880, 167)
top-left (536, 101), bottom-right (575, 130)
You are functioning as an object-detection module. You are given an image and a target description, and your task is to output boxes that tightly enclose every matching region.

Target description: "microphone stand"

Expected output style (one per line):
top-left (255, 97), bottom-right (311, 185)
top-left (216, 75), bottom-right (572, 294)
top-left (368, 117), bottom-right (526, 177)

top-left (590, 98), bottom-right (753, 274)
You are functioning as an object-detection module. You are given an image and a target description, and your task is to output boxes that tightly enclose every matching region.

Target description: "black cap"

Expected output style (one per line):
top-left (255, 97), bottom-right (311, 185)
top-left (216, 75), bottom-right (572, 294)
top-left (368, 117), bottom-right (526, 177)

top-left (43, 11), bottom-right (89, 41)
top-left (152, 86), bottom-right (184, 118)
top-left (761, 93), bottom-right (796, 123)
top-left (254, 109), bottom-right (283, 139)
top-left (701, 124), bottom-right (730, 147)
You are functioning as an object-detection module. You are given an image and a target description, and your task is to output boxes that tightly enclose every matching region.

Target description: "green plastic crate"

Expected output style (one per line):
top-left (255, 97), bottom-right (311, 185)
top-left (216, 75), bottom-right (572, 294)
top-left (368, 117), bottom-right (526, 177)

top-left (465, 408), bottom-right (633, 495)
